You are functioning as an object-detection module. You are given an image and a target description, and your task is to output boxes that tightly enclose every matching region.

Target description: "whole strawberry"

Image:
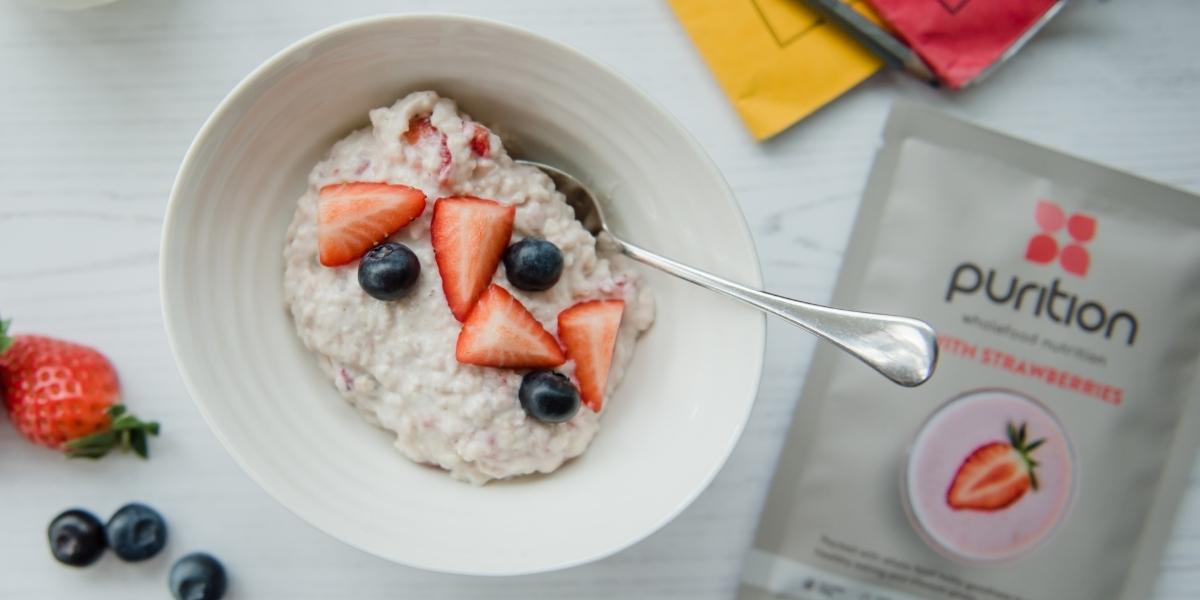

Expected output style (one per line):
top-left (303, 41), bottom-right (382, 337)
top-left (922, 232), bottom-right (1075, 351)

top-left (0, 317), bottom-right (158, 458)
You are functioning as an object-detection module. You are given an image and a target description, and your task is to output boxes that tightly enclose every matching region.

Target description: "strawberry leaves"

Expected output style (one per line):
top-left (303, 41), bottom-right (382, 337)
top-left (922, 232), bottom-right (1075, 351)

top-left (65, 405), bottom-right (161, 460)
top-left (0, 316), bottom-right (12, 354)
top-left (1006, 420), bottom-right (1045, 492)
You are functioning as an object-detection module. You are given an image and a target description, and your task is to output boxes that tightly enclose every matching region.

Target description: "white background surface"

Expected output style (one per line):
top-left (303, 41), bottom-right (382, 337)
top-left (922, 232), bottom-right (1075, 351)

top-left (0, 0), bottom-right (1196, 598)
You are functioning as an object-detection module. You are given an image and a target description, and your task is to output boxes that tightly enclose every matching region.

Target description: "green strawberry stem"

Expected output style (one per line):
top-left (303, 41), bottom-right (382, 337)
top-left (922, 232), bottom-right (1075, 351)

top-left (0, 316), bottom-right (12, 354)
top-left (1006, 420), bottom-right (1045, 492)
top-left (65, 405), bottom-right (160, 460)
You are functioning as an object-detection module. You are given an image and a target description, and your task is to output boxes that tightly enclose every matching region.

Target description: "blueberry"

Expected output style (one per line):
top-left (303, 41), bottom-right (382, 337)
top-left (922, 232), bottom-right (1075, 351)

top-left (358, 242), bottom-right (420, 300)
top-left (170, 552), bottom-right (228, 600)
top-left (47, 509), bottom-right (106, 567)
top-left (106, 502), bottom-right (167, 562)
top-left (503, 239), bottom-right (563, 291)
top-left (519, 370), bottom-right (580, 423)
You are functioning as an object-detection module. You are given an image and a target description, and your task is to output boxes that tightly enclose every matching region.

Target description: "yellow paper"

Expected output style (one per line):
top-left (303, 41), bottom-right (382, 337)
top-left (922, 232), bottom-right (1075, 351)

top-left (668, 0), bottom-right (883, 140)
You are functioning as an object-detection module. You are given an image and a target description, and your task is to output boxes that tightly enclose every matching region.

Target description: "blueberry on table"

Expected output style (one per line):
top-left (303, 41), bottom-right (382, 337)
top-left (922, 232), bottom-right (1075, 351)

top-left (358, 242), bottom-right (421, 300)
top-left (106, 502), bottom-right (167, 562)
top-left (47, 509), bottom-right (107, 567)
top-left (519, 370), bottom-right (581, 423)
top-left (169, 552), bottom-right (228, 600)
top-left (503, 238), bottom-right (563, 291)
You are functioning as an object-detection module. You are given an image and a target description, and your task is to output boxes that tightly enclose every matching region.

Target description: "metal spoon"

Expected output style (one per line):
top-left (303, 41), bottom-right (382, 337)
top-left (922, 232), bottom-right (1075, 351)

top-left (518, 160), bottom-right (938, 387)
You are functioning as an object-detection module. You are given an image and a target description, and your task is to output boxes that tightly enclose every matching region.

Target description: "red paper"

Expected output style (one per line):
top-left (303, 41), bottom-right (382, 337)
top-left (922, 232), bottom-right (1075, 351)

top-left (867, 0), bottom-right (1058, 89)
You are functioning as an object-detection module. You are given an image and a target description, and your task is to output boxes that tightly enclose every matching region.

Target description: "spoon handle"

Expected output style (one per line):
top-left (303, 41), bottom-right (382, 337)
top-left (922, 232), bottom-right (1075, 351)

top-left (613, 238), bottom-right (938, 387)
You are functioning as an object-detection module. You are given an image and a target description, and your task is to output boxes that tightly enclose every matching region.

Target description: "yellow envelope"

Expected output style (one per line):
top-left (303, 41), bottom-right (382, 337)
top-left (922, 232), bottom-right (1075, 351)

top-left (668, 0), bottom-right (883, 140)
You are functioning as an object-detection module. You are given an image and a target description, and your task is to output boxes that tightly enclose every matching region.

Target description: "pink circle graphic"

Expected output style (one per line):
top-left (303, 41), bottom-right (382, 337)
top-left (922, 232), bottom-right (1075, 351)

top-left (1060, 244), bottom-right (1090, 276)
top-left (1035, 200), bottom-right (1066, 233)
top-left (1025, 234), bottom-right (1058, 264)
top-left (1067, 214), bottom-right (1096, 242)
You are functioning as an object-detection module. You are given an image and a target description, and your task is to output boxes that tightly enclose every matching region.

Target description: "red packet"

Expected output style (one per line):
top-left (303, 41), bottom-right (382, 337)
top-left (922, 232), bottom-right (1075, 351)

top-left (867, 0), bottom-right (1062, 89)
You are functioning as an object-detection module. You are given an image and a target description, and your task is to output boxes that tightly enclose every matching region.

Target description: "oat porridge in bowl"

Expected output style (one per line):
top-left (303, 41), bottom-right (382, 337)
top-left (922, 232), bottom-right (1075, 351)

top-left (282, 91), bottom-right (654, 483)
top-left (162, 15), bottom-right (763, 574)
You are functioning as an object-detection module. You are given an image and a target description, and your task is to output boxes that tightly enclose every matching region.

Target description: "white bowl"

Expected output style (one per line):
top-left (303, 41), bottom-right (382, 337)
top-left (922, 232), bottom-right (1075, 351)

top-left (161, 14), bottom-right (764, 575)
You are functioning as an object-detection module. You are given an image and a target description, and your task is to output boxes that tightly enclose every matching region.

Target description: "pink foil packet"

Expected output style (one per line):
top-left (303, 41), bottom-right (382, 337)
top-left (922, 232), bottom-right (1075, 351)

top-left (867, 0), bottom-right (1063, 88)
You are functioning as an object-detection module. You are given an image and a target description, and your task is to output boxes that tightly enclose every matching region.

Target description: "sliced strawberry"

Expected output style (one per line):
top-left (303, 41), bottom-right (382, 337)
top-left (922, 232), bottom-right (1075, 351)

top-left (456, 285), bottom-right (565, 368)
top-left (437, 136), bottom-right (453, 186)
top-left (401, 116), bottom-right (438, 145)
top-left (946, 422), bottom-right (1044, 511)
top-left (470, 125), bottom-right (491, 157)
top-left (557, 300), bottom-right (625, 412)
top-left (431, 196), bottom-right (515, 320)
top-left (317, 182), bottom-right (427, 267)
top-left (402, 116), bottom-right (454, 185)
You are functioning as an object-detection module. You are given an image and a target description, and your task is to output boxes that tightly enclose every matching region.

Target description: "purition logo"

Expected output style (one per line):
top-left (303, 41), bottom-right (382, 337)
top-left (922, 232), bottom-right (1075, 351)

top-left (1025, 200), bottom-right (1096, 277)
top-left (944, 202), bottom-right (1137, 346)
top-left (945, 263), bottom-right (1138, 346)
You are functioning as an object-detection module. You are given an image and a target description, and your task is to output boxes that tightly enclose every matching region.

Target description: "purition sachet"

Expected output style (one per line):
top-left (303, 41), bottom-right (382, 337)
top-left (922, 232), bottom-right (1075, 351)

top-left (740, 103), bottom-right (1200, 600)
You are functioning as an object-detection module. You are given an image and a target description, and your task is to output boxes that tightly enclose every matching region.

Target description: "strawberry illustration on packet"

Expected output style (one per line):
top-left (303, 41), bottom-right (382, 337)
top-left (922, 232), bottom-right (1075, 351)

top-left (947, 422), bottom-right (1044, 511)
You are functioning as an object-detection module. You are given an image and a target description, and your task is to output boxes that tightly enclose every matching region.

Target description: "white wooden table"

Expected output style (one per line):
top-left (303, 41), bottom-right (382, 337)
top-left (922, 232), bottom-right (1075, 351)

top-left (1, 0), bottom-right (1197, 597)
